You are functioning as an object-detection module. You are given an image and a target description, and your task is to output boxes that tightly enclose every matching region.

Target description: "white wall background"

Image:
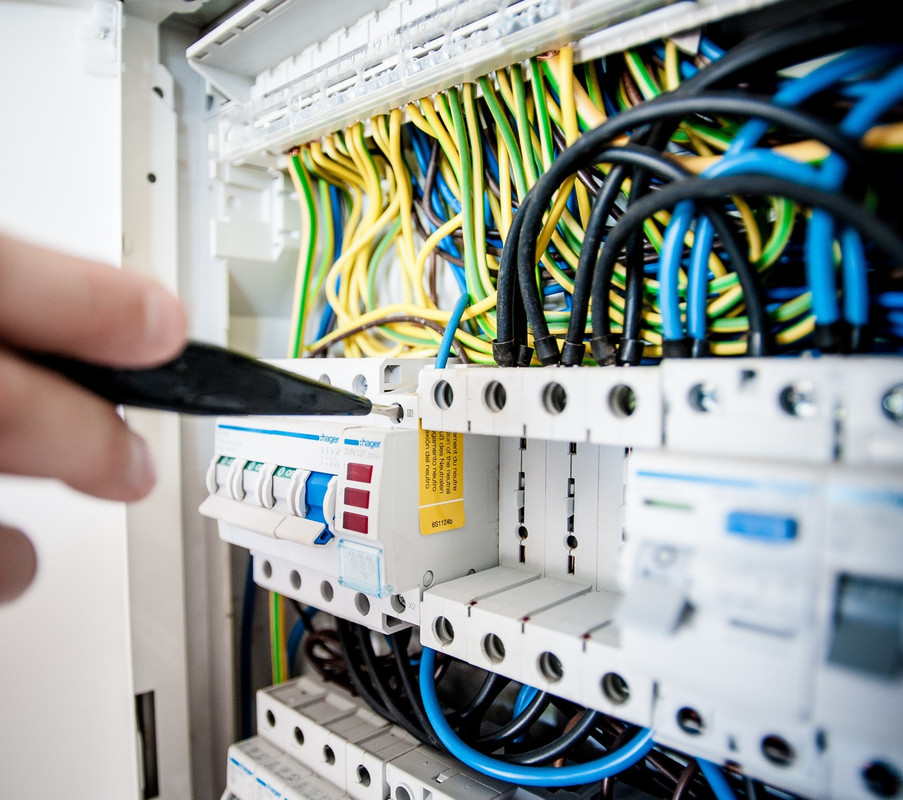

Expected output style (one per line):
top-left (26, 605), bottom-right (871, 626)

top-left (0, 1), bottom-right (140, 797)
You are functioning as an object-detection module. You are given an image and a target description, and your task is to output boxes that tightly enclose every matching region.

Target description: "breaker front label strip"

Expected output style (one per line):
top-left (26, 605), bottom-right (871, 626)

top-left (418, 428), bottom-right (465, 535)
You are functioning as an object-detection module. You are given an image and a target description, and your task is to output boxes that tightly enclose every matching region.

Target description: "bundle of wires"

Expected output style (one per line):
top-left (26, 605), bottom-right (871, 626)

top-left (275, 7), bottom-right (903, 796)
top-left (283, 10), bottom-right (903, 366)
top-left (325, 624), bottom-right (760, 798)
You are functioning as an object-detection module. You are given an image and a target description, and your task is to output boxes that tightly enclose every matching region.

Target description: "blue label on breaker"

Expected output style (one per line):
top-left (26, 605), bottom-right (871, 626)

top-left (727, 511), bottom-right (797, 542)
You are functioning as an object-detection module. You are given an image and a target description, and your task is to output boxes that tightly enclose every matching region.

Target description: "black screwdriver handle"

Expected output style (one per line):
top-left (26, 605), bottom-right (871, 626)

top-left (31, 341), bottom-right (373, 417)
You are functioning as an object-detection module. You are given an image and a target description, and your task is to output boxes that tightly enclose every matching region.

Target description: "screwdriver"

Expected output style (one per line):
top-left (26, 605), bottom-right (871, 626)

top-left (32, 340), bottom-right (403, 421)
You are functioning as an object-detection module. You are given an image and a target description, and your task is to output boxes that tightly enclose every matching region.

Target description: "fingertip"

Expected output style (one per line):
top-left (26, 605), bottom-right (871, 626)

top-left (123, 432), bottom-right (157, 501)
top-left (143, 283), bottom-right (188, 365)
top-left (0, 525), bottom-right (38, 604)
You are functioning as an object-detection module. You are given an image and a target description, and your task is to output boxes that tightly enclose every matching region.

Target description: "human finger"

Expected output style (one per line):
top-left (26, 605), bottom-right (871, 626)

top-left (0, 234), bottom-right (187, 368)
top-left (0, 347), bottom-right (156, 500)
top-left (0, 524), bottom-right (38, 604)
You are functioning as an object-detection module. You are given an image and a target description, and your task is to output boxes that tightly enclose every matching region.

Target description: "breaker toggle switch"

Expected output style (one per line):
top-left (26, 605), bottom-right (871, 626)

top-left (241, 461), bottom-right (277, 508)
top-left (302, 471), bottom-right (338, 544)
top-left (206, 455), bottom-right (245, 501)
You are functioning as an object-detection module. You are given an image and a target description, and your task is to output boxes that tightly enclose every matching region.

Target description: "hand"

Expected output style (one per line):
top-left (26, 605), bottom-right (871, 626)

top-left (0, 234), bottom-right (187, 601)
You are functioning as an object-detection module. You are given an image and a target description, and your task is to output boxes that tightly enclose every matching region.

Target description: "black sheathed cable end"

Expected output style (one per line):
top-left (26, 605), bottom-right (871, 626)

top-left (815, 322), bottom-right (848, 354)
top-left (533, 335), bottom-right (561, 366)
top-left (746, 330), bottom-right (771, 357)
top-left (661, 337), bottom-right (692, 359)
top-left (849, 324), bottom-right (872, 353)
top-left (589, 334), bottom-right (618, 366)
top-left (690, 338), bottom-right (711, 359)
top-left (492, 339), bottom-right (516, 367)
top-left (516, 344), bottom-right (535, 368)
top-left (560, 340), bottom-right (586, 367)
top-left (617, 337), bottom-right (646, 366)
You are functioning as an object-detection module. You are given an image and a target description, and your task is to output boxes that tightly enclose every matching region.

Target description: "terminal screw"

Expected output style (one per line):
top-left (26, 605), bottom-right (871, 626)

top-left (881, 385), bottom-right (903, 425)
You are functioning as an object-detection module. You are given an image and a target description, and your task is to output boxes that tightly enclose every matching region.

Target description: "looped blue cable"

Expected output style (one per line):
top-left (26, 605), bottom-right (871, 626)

top-left (806, 61), bottom-right (903, 328)
top-left (658, 45), bottom-right (903, 344)
top-left (682, 149), bottom-right (827, 341)
top-left (660, 149), bottom-right (828, 341)
top-left (418, 648), bottom-right (656, 786)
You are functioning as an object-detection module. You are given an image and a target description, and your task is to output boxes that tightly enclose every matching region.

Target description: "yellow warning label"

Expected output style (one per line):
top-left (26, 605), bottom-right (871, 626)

top-left (418, 427), bottom-right (466, 535)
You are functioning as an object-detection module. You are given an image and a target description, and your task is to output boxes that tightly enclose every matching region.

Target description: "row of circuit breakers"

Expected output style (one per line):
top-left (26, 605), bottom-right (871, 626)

top-left (203, 357), bottom-right (903, 800)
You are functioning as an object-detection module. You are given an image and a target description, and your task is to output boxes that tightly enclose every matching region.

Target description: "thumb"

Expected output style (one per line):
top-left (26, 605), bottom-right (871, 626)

top-left (0, 523), bottom-right (38, 604)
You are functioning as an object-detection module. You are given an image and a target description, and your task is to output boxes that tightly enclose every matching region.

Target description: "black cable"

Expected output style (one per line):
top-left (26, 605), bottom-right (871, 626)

top-left (334, 619), bottom-right (392, 720)
top-left (302, 629), bottom-right (355, 692)
top-left (519, 147), bottom-right (679, 366)
top-left (353, 623), bottom-right (433, 745)
top-left (507, 709), bottom-right (602, 766)
top-left (390, 629), bottom-right (442, 749)
top-left (563, 147), bottom-right (684, 365)
top-left (469, 689), bottom-right (550, 748)
top-left (493, 202), bottom-right (530, 365)
top-left (586, 173), bottom-right (903, 361)
top-left (510, 92), bottom-right (871, 364)
top-left (550, 125), bottom-right (604, 196)
top-left (444, 670), bottom-right (510, 731)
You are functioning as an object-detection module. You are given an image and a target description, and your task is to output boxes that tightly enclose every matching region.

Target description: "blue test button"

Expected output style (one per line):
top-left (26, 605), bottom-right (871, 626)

top-left (727, 511), bottom-right (797, 541)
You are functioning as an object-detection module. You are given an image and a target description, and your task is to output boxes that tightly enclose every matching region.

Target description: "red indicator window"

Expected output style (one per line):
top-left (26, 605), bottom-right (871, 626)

top-left (346, 462), bottom-right (373, 483)
top-left (344, 487), bottom-right (370, 509)
top-left (343, 512), bottom-right (369, 534)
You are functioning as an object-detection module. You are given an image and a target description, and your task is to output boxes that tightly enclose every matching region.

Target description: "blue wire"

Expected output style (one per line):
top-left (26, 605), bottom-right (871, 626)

top-left (679, 149), bottom-right (826, 340)
top-left (512, 685), bottom-right (539, 745)
top-left (437, 176), bottom-right (462, 214)
top-left (659, 206), bottom-right (692, 340)
top-left (699, 37), bottom-right (724, 62)
top-left (662, 46), bottom-right (901, 340)
top-left (410, 127), bottom-right (430, 172)
top-left (410, 127), bottom-right (465, 256)
top-left (698, 759), bottom-right (739, 800)
top-left (419, 648), bottom-right (655, 786)
top-left (513, 685), bottom-right (538, 715)
top-left (314, 185), bottom-right (345, 341)
top-left (687, 209), bottom-right (716, 339)
top-left (878, 292), bottom-right (903, 308)
top-left (435, 292), bottom-right (470, 369)
top-left (807, 60), bottom-right (903, 327)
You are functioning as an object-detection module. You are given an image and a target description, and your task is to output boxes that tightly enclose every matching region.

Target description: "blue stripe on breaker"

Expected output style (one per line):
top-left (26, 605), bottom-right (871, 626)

top-left (218, 424), bottom-right (319, 441)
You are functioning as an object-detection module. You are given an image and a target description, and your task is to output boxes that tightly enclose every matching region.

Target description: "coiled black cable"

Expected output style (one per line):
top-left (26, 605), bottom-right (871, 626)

top-left (470, 689), bottom-right (551, 749)
top-left (506, 708), bottom-right (602, 766)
